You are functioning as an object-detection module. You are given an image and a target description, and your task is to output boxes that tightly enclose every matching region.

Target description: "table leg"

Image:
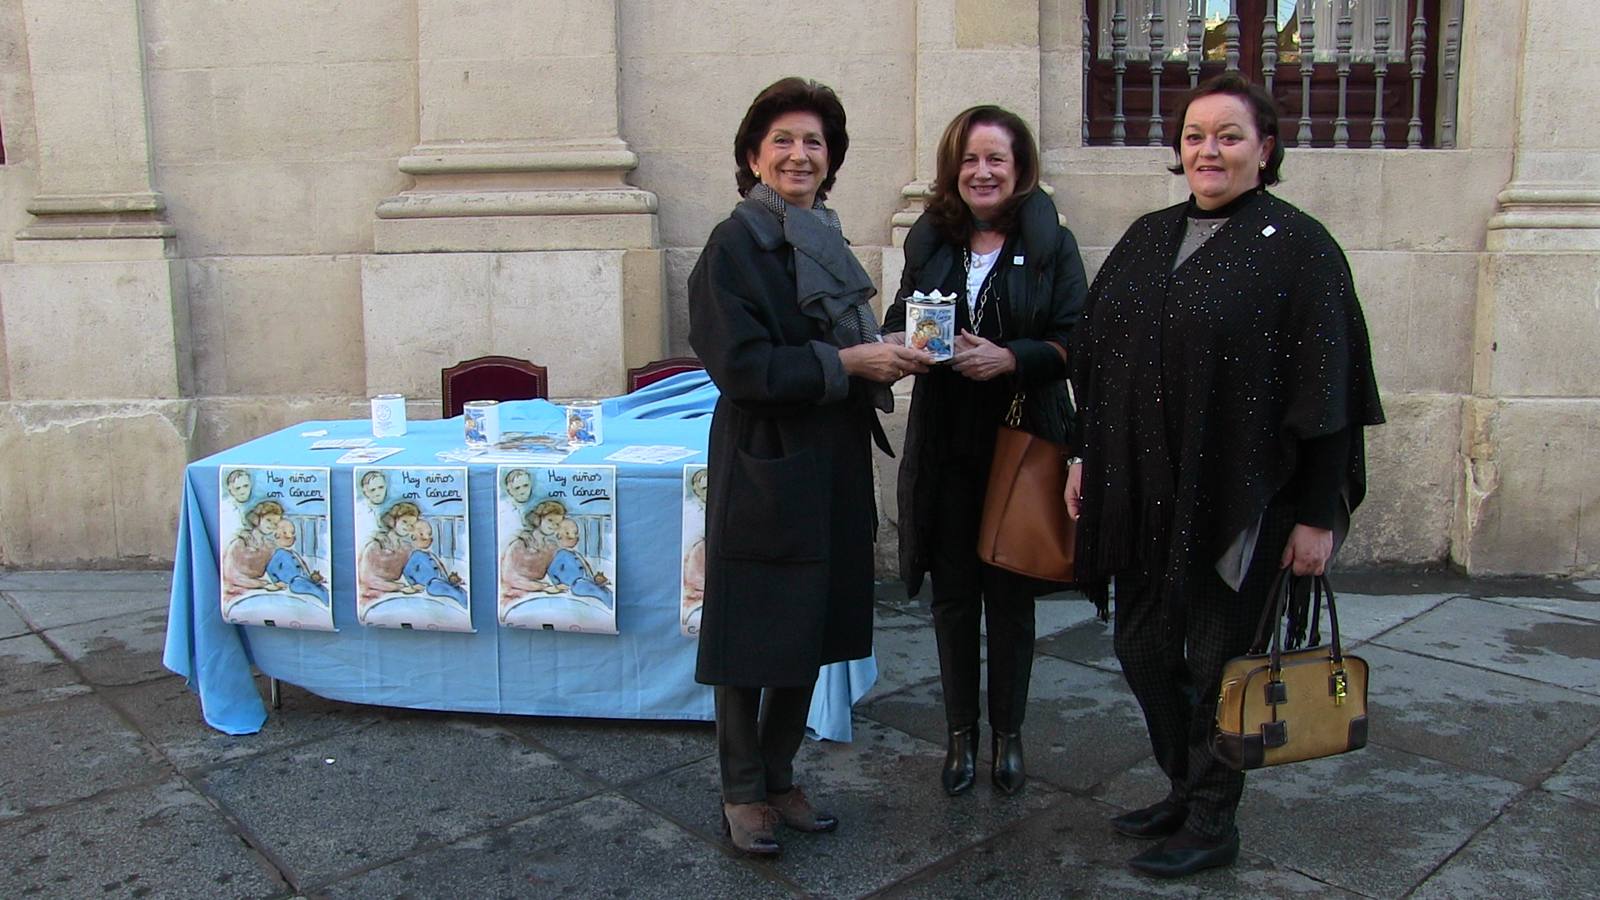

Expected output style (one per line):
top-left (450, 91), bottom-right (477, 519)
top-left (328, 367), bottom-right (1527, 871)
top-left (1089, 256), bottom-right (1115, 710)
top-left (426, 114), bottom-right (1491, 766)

top-left (269, 677), bottom-right (281, 709)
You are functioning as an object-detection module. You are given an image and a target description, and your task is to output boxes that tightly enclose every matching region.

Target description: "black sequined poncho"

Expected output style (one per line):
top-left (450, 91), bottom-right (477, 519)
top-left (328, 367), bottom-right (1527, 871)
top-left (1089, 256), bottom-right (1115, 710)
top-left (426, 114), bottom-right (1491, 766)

top-left (1069, 189), bottom-right (1384, 610)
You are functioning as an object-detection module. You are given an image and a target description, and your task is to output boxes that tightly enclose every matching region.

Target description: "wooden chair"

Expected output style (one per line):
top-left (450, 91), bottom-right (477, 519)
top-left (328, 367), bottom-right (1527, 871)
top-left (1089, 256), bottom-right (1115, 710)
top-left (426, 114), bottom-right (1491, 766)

top-left (626, 357), bottom-right (704, 392)
top-left (440, 355), bottom-right (549, 418)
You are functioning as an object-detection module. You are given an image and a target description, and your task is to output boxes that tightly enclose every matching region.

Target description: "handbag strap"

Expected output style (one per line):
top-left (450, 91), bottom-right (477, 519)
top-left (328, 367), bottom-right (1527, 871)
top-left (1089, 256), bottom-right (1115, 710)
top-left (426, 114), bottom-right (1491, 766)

top-left (1249, 567), bottom-right (1293, 657)
top-left (1318, 574), bottom-right (1346, 664)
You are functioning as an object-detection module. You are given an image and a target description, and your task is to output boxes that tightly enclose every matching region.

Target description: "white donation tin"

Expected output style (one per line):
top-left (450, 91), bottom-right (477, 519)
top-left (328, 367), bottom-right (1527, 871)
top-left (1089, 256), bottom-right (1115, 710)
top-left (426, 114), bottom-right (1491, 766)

top-left (904, 290), bottom-right (957, 363)
top-left (370, 393), bottom-right (407, 438)
top-left (463, 399), bottom-right (502, 447)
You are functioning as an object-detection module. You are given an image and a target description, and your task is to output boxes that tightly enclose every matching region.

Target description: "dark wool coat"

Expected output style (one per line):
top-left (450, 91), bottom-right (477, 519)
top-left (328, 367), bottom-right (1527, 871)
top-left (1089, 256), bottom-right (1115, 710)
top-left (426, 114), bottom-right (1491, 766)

top-left (1069, 189), bottom-right (1385, 605)
top-left (882, 189), bottom-right (1089, 595)
top-left (686, 203), bottom-right (882, 687)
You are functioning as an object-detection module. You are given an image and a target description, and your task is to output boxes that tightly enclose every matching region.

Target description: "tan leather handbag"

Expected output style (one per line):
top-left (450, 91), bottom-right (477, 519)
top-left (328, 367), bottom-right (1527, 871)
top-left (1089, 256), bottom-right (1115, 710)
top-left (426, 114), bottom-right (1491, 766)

top-left (976, 393), bottom-right (1076, 583)
top-left (1212, 571), bottom-right (1369, 770)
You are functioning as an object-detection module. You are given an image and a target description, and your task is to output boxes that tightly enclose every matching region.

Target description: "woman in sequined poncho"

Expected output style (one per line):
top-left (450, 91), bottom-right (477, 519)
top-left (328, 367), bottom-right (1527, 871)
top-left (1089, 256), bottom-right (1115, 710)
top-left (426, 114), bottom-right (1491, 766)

top-left (1064, 74), bottom-right (1384, 879)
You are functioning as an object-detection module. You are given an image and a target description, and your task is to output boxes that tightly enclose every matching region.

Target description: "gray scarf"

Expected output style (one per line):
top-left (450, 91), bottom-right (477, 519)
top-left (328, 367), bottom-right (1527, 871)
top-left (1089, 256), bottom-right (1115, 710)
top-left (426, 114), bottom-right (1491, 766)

top-left (737, 184), bottom-right (890, 411)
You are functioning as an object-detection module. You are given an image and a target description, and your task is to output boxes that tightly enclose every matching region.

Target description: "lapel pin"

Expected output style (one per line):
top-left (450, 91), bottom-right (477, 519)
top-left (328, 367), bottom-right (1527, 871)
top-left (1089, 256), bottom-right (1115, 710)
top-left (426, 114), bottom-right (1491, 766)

top-left (1013, 256), bottom-right (1025, 266)
top-left (1261, 225), bottom-right (1277, 237)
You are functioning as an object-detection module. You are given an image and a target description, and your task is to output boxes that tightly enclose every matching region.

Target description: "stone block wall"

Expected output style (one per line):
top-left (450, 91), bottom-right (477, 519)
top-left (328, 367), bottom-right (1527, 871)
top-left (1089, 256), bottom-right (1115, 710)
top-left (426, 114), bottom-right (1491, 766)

top-left (0, 0), bottom-right (1594, 577)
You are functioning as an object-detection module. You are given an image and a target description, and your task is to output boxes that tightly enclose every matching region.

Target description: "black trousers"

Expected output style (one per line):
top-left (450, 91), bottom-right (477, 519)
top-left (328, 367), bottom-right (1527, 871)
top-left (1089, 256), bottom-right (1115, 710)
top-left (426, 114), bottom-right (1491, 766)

top-left (714, 682), bottom-right (816, 804)
top-left (1111, 501), bottom-right (1295, 839)
top-left (928, 452), bottom-right (1037, 734)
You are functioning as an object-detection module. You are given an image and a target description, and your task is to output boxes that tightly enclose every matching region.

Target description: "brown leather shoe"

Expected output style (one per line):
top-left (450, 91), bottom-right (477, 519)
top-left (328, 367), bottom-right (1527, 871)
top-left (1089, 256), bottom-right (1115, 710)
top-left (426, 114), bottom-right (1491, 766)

top-left (767, 784), bottom-right (839, 833)
top-left (722, 801), bottom-right (781, 856)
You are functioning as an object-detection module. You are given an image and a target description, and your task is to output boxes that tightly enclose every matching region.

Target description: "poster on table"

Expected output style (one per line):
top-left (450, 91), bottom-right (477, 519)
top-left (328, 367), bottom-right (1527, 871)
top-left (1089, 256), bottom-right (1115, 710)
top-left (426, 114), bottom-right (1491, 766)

top-left (352, 466), bottom-right (473, 632)
top-left (218, 466), bottom-right (335, 631)
top-left (680, 464), bottom-right (707, 637)
top-left (496, 465), bottom-right (618, 634)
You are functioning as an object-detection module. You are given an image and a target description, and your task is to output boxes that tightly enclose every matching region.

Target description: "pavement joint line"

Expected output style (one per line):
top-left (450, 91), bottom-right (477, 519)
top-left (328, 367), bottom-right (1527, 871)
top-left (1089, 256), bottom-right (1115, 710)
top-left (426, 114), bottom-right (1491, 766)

top-left (290, 782), bottom-right (621, 894)
top-left (1365, 637), bottom-right (1600, 699)
top-left (1394, 779), bottom-right (1530, 899)
top-left (614, 767), bottom-right (812, 895)
top-left (1474, 592), bottom-right (1600, 623)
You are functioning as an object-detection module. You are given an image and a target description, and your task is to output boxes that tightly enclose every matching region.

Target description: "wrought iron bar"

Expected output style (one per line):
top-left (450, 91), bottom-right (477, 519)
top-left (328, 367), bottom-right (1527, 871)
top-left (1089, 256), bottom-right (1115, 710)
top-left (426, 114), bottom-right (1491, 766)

top-left (1262, 6), bottom-right (1279, 94)
top-left (1440, 0), bottom-right (1462, 148)
top-left (1224, 2), bottom-right (1241, 73)
top-left (1148, 5), bottom-right (1165, 145)
top-left (1112, 0), bottom-right (1129, 146)
top-left (1334, 0), bottom-right (1352, 146)
top-left (1083, 8), bottom-right (1091, 145)
top-left (1371, 9), bottom-right (1390, 147)
top-left (1187, 0), bottom-right (1203, 87)
top-left (1407, 6), bottom-right (1427, 148)
top-left (1298, 0), bottom-right (1315, 145)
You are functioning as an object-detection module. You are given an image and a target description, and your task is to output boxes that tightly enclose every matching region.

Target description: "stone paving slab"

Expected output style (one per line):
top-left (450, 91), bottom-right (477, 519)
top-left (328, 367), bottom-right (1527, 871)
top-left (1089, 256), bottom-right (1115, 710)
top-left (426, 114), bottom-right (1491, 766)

top-left (1543, 732), bottom-right (1600, 806)
top-left (0, 695), bottom-right (168, 819)
top-left (3, 586), bottom-right (171, 631)
top-left (0, 633), bottom-right (91, 713)
top-left (625, 717), bottom-right (1061, 898)
top-left (0, 570), bottom-right (174, 592)
top-left (1479, 594), bottom-right (1600, 623)
top-left (1034, 618), bottom-right (1119, 673)
top-left (104, 676), bottom-right (380, 772)
top-left (1374, 597), bottom-right (1600, 695)
top-left (43, 606), bottom-right (172, 686)
top-left (0, 778), bottom-right (289, 900)
top-left (859, 655), bottom-right (1152, 794)
top-left (861, 608), bottom-right (943, 704)
top-left (1103, 746), bottom-right (1522, 898)
top-left (197, 716), bottom-right (597, 888)
top-left (497, 715), bottom-right (716, 788)
top-left (0, 599), bottom-right (27, 639)
top-left (1360, 644), bottom-right (1600, 785)
top-left (1330, 593), bottom-right (1455, 645)
top-left (321, 792), bottom-right (792, 898)
top-left (881, 793), bottom-right (1362, 899)
top-left (1411, 788), bottom-right (1600, 899)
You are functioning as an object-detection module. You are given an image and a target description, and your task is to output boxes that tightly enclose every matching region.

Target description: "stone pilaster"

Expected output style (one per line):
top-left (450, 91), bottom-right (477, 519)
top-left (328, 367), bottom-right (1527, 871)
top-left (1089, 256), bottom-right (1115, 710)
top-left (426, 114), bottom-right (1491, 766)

top-left (1458, 0), bottom-right (1600, 574)
top-left (364, 0), bottom-right (663, 399)
top-left (0, 0), bottom-right (192, 566)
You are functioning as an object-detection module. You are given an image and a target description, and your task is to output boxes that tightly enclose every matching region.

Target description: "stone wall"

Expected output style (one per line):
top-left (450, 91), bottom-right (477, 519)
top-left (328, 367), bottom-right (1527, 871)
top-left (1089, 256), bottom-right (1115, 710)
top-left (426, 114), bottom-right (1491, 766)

top-left (0, 0), bottom-right (1595, 576)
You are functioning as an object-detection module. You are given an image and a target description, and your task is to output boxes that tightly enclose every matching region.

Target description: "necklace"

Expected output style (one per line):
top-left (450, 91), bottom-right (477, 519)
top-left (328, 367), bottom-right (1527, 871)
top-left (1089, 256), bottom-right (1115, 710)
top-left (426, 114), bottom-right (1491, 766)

top-left (963, 247), bottom-right (1001, 333)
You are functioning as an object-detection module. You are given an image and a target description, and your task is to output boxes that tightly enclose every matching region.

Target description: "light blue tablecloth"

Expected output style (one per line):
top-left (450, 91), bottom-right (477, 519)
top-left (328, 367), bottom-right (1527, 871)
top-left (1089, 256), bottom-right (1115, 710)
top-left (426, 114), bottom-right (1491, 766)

top-left (163, 372), bottom-right (875, 739)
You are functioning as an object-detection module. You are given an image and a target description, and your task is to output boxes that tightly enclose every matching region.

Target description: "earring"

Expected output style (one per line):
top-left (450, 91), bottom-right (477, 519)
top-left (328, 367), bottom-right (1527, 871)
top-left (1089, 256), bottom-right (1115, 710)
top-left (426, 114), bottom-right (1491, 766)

top-left (752, 168), bottom-right (760, 178)
top-left (1259, 160), bottom-right (1266, 169)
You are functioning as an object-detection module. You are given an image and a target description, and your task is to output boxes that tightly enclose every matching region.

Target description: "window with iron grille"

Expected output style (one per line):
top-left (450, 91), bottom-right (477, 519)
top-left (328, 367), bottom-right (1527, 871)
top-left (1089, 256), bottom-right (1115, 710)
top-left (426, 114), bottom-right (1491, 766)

top-left (1084, 1), bottom-right (1463, 148)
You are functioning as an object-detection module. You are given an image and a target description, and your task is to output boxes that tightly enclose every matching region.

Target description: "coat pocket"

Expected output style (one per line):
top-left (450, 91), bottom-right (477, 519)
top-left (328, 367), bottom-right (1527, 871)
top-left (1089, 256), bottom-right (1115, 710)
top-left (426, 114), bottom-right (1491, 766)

top-left (717, 447), bottom-right (829, 562)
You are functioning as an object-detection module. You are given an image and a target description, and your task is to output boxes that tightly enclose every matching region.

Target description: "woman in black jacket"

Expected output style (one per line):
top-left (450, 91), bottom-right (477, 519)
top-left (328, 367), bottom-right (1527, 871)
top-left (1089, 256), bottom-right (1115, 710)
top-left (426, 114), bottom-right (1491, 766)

top-left (883, 105), bottom-right (1087, 798)
top-left (1065, 74), bottom-right (1384, 878)
top-left (687, 76), bottom-right (930, 857)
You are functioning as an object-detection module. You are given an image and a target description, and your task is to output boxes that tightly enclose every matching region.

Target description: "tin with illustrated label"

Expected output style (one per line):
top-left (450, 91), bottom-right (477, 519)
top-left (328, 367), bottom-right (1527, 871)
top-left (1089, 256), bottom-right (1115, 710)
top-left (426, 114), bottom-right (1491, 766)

top-left (904, 290), bottom-right (957, 363)
top-left (463, 399), bottom-right (501, 447)
top-left (564, 400), bottom-right (602, 447)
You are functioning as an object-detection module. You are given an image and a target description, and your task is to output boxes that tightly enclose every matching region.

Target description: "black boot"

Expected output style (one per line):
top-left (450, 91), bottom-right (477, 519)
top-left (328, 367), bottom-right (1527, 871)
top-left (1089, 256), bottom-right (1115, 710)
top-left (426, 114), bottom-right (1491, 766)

top-left (1111, 799), bottom-right (1189, 839)
top-left (991, 730), bottom-right (1025, 795)
top-left (941, 726), bottom-right (978, 795)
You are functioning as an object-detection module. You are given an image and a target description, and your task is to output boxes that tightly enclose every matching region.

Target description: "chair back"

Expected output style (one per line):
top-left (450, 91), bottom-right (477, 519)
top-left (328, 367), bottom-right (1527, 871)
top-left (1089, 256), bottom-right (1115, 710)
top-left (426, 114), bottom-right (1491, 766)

top-left (626, 357), bottom-right (704, 392)
top-left (441, 356), bottom-right (549, 418)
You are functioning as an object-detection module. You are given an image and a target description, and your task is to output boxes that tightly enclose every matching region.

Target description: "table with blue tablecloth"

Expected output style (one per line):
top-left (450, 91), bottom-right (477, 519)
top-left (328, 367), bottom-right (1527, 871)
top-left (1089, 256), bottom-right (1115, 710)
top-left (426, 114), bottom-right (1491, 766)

top-left (163, 372), bottom-right (875, 739)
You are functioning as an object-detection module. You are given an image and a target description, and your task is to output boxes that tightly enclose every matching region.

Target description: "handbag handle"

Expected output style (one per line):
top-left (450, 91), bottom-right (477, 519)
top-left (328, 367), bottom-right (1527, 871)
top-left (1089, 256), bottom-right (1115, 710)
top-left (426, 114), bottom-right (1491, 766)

top-left (1251, 569), bottom-right (1348, 672)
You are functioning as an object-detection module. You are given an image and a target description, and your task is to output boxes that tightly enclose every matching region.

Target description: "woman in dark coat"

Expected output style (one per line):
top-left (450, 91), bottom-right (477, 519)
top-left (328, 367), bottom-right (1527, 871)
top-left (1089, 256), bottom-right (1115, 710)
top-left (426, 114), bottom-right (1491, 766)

top-left (687, 76), bottom-right (930, 857)
top-left (1065, 73), bottom-right (1385, 878)
top-left (882, 106), bottom-right (1087, 797)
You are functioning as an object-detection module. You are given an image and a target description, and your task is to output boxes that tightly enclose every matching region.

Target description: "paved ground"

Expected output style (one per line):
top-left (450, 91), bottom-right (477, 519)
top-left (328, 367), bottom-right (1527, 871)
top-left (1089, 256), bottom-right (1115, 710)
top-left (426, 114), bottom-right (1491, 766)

top-left (2, 569), bottom-right (1599, 898)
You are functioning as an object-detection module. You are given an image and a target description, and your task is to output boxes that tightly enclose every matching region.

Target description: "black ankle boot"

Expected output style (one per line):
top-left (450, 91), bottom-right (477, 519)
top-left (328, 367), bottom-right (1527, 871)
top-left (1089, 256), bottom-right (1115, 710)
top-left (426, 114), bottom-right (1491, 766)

top-left (941, 726), bottom-right (978, 795)
top-left (991, 730), bottom-right (1025, 795)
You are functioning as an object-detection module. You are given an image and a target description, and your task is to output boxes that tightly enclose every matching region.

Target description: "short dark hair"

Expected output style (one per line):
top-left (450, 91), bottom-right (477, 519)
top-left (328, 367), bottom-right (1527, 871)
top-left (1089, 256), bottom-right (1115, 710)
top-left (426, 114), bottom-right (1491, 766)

top-left (1168, 72), bottom-right (1285, 186)
top-left (924, 105), bottom-right (1041, 246)
top-left (733, 77), bottom-right (849, 201)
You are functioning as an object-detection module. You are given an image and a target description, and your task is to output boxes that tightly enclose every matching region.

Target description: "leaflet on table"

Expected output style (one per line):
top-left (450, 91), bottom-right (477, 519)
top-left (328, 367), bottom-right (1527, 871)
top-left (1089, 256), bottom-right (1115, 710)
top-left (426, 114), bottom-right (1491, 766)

top-left (436, 431), bottom-right (572, 464)
top-left (604, 445), bottom-right (701, 465)
top-left (337, 447), bottom-right (404, 465)
top-left (352, 466), bottom-right (473, 633)
top-left (681, 464), bottom-right (708, 637)
top-left (309, 438), bottom-right (373, 450)
top-left (496, 464), bottom-right (618, 635)
top-left (218, 466), bottom-right (336, 631)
